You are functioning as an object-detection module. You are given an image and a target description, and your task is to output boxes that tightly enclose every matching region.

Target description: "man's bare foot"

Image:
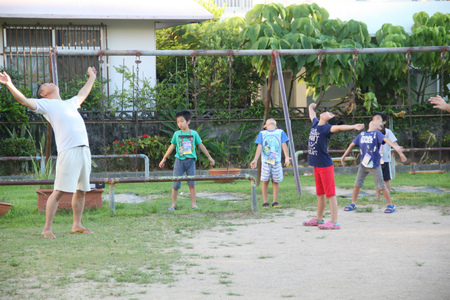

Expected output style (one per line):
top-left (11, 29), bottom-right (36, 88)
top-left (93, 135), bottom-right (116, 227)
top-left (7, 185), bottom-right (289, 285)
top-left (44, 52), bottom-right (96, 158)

top-left (70, 228), bottom-right (93, 234)
top-left (42, 232), bottom-right (56, 239)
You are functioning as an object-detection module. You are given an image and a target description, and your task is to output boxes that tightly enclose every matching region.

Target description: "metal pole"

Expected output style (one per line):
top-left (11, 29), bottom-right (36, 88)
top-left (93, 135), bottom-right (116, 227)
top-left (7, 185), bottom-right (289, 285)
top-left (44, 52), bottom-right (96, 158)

top-left (108, 181), bottom-right (115, 215)
top-left (53, 46), bottom-right (450, 57)
top-left (274, 53), bottom-right (302, 196)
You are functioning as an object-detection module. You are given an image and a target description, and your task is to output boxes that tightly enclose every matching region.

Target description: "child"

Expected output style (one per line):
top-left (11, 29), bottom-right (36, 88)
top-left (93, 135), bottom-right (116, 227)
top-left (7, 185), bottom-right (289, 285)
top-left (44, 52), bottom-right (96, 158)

top-left (341, 120), bottom-right (406, 213)
top-left (303, 103), bottom-right (364, 230)
top-left (159, 110), bottom-right (215, 210)
top-left (371, 112), bottom-right (406, 201)
top-left (250, 118), bottom-right (290, 208)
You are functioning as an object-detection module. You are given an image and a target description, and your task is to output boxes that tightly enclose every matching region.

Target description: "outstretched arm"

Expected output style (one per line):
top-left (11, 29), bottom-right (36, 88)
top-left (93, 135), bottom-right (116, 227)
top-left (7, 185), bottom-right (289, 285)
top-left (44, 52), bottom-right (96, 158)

top-left (308, 103), bottom-right (317, 122)
top-left (383, 138), bottom-right (407, 162)
top-left (250, 145), bottom-right (263, 169)
top-left (159, 144), bottom-right (176, 168)
top-left (198, 143), bottom-right (215, 166)
top-left (77, 67), bottom-right (97, 105)
top-left (330, 123), bottom-right (364, 133)
top-left (429, 95), bottom-right (450, 112)
top-left (282, 142), bottom-right (291, 167)
top-left (341, 142), bottom-right (356, 166)
top-left (0, 72), bottom-right (36, 110)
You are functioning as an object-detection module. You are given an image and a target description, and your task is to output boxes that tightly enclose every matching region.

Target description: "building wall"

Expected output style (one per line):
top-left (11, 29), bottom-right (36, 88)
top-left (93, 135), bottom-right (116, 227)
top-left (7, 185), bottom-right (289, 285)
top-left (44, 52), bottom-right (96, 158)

top-left (0, 18), bottom-right (157, 94)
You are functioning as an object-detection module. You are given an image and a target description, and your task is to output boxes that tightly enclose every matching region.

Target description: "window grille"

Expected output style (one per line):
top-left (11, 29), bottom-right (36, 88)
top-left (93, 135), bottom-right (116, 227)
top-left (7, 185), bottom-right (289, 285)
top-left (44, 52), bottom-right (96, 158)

top-left (2, 24), bottom-right (106, 93)
top-left (215, 0), bottom-right (253, 11)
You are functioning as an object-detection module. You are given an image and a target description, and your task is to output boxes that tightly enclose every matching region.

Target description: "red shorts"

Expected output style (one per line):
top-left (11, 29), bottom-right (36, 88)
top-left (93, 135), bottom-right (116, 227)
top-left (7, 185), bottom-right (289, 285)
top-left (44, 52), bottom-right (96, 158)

top-left (314, 165), bottom-right (336, 198)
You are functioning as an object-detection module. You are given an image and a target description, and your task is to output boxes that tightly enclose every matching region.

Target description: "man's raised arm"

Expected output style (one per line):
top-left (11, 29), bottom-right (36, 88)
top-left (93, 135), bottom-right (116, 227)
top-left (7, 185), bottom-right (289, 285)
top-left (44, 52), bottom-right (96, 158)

top-left (0, 71), bottom-right (36, 110)
top-left (77, 67), bottom-right (97, 105)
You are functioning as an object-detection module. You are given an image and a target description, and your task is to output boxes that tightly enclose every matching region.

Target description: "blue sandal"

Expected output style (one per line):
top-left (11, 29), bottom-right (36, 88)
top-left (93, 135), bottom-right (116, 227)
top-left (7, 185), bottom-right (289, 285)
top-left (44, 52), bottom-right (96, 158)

top-left (344, 203), bottom-right (357, 211)
top-left (384, 205), bottom-right (395, 213)
top-left (168, 207), bottom-right (175, 211)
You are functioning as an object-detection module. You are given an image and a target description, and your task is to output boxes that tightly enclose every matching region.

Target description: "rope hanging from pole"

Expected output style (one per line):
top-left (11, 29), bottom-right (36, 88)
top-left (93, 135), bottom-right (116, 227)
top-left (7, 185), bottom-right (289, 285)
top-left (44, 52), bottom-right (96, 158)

top-left (134, 55), bottom-right (141, 177)
top-left (438, 51), bottom-right (446, 170)
top-left (351, 53), bottom-right (359, 123)
top-left (406, 52), bottom-right (414, 172)
top-left (317, 53), bottom-right (323, 106)
top-left (226, 55), bottom-right (233, 173)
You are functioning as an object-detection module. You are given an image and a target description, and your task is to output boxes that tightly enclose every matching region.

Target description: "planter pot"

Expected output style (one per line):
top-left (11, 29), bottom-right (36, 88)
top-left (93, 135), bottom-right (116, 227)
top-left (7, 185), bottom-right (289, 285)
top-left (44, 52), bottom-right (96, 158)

top-left (0, 202), bottom-right (13, 217)
top-left (36, 188), bottom-right (104, 213)
top-left (208, 168), bottom-right (242, 183)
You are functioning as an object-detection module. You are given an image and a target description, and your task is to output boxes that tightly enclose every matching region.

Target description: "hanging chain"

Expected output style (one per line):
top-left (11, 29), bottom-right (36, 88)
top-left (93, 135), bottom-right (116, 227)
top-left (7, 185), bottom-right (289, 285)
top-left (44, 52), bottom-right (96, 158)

top-left (134, 55), bottom-right (141, 175)
top-left (405, 52), bottom-right (414, 170)
top-left (351, 53), bottom-right (359, 121)
top-left (438, 51), bottom-right (446, 167)
top-left (191, 55), bottom-right (198, 126)
top-left (317, 54), bottom-right (323, 106)
top-left (99, 55), bottom-right (108, 178)
top-left (226, 55), bottom-right (234, 173)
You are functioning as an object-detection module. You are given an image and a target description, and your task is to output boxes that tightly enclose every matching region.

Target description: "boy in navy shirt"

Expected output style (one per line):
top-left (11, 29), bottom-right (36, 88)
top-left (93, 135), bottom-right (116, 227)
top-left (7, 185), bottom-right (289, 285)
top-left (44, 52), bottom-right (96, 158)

top-left (341, 120), bottom-right (406, 213)
top-left (303, 103), bottom-right (364, 230)
top-left (250, 118), bottom-right (290, 208)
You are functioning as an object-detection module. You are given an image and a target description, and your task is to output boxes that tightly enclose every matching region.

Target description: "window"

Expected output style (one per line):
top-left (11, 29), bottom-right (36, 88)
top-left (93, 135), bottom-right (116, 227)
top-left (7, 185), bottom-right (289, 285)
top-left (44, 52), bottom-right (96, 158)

top-left (2, 24), bottom-right (105, 92)
top-left (215, 0), bottom-right (253, 11)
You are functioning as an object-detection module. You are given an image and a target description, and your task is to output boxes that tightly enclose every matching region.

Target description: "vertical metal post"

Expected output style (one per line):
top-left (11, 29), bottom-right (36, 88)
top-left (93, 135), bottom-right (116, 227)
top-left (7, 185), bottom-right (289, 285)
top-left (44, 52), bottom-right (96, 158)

top-left (274, 53), bottom-right (302, 196)
top-left (251, 179), bottom-right (257, 214)
top-left (109, 181), bottom-right (115, 214)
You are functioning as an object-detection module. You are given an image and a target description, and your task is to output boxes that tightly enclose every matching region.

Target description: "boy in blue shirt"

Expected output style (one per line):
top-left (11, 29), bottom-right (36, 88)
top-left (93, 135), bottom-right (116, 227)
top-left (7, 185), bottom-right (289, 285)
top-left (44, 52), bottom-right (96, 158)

top-left (303, 103), bottom-right (364, 230)
top-left (341, 120), bottom-right (406, 213)
top-left (159, 110), bottom-right (215, 211)
top-left (250, 118), bottom-right (290, 208)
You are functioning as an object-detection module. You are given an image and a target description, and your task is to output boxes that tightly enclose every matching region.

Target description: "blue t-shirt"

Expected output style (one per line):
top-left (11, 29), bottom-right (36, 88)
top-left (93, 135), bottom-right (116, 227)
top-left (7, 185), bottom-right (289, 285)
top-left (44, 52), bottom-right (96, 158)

top-left (308, 118), bottom-right (334, 167)
top-left (352, 130), bottom-right (385, 168)
top-left (255, 129), bottom-right (289, 164)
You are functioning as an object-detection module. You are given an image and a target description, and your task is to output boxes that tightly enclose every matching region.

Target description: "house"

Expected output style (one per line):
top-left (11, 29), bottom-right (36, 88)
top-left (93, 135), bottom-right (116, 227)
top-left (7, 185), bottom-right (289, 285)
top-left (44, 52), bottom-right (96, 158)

top-left (0, 0), bottom-right (213, 95)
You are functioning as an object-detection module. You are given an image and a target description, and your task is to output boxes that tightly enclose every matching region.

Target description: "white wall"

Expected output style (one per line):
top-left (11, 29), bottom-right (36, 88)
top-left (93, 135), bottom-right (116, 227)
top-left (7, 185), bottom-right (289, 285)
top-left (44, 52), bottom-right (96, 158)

top-left (105, 20), bottom-right (157, 92)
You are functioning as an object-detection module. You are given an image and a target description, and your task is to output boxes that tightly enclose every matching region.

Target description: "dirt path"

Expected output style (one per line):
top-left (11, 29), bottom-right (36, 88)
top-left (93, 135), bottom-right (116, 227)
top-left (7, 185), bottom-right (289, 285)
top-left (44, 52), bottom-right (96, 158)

top-left (133, 206), bottom-right (450, 300)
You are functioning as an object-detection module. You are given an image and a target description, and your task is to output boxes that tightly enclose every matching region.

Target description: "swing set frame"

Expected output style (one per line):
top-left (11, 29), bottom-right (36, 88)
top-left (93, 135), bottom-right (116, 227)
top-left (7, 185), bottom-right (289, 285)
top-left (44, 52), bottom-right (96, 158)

top-left (1, 46), bottom-right (449, 213)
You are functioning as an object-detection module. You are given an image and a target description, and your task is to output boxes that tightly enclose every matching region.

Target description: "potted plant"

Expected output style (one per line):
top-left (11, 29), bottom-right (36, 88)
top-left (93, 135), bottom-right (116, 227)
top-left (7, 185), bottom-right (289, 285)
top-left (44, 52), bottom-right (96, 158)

top-left (32, 149), bottom-right (103, 213)
top-left (0, 201), bottom-right (13, 217)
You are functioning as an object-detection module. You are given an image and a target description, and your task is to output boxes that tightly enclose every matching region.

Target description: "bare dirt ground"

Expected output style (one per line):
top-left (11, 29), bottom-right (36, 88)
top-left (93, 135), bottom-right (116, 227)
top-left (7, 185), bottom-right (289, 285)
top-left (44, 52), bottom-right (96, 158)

top-left (22, 188), bottom-right (450, 300)
top-left (134, 206), bottom-right (450, 300)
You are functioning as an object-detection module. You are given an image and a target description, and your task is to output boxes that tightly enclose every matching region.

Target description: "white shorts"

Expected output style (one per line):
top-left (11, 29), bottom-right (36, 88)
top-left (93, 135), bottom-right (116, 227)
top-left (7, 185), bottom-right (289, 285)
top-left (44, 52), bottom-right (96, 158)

top-left (54, 146), bottom-right (91, 193)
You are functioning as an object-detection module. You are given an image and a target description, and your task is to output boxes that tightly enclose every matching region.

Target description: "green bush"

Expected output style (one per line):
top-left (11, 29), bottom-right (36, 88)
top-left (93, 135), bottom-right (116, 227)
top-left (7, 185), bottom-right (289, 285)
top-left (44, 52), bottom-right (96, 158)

top-left (107, 134), bottom-right (171, 171)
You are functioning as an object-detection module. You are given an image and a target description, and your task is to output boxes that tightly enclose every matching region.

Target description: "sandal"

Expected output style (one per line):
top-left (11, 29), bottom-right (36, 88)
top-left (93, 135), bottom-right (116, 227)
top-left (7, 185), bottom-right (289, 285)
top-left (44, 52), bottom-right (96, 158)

top-left (318, 221), bottom-right (341, 230)
top-left (344, 203), bottom-right (357, 211)
top-left (302, 218), bottom-right (324, 226)
top-left (384, 205), bottom-right (395, 213)
top-left (168, 207), bottom-right (175, 211)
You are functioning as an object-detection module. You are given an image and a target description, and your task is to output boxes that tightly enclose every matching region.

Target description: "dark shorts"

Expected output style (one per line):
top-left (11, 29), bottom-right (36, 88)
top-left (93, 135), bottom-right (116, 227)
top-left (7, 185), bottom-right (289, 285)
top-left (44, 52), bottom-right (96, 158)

top-left (381, 163), bottom-right (392, 181)
top-left (172, 158), bottom-right (195, 190)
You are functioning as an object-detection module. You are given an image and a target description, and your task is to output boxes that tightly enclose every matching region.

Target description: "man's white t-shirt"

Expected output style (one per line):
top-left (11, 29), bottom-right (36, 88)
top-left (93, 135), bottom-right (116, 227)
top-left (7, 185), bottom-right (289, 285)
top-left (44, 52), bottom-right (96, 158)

top-left (380, 128), bottom-right (397, 163)
top-left (32, 96), bottom-right (89, 154)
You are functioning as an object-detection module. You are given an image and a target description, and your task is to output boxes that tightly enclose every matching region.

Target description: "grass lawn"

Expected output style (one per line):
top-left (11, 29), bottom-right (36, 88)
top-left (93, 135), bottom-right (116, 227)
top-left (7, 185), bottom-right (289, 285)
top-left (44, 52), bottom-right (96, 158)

top-left (0, 172), bottom-right (449, 298)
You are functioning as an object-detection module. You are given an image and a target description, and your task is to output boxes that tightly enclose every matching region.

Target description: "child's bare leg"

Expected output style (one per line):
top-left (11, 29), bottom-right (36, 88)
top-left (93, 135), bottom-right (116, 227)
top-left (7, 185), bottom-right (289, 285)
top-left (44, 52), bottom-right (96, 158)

top-left (317, 194), bottom-right (326, 221)
top-left (261, 181), bottom-right (269, 204)
top-left (381, 188), bottom-right (392, 205)
top-left (188, 185), bottom-right (196, 208)
top-left (171, 188), bottom-right (178, 208)
top-left (272, 181), bottom-right (279, 204)
top-left (351, 186), bottom-right (361, 205)
top-left (376, 180), bottom-right (390, 200)
top-left (328, 196), bottom-right (338, 224)
top-left (375, 189), bottom-right (381, 201)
